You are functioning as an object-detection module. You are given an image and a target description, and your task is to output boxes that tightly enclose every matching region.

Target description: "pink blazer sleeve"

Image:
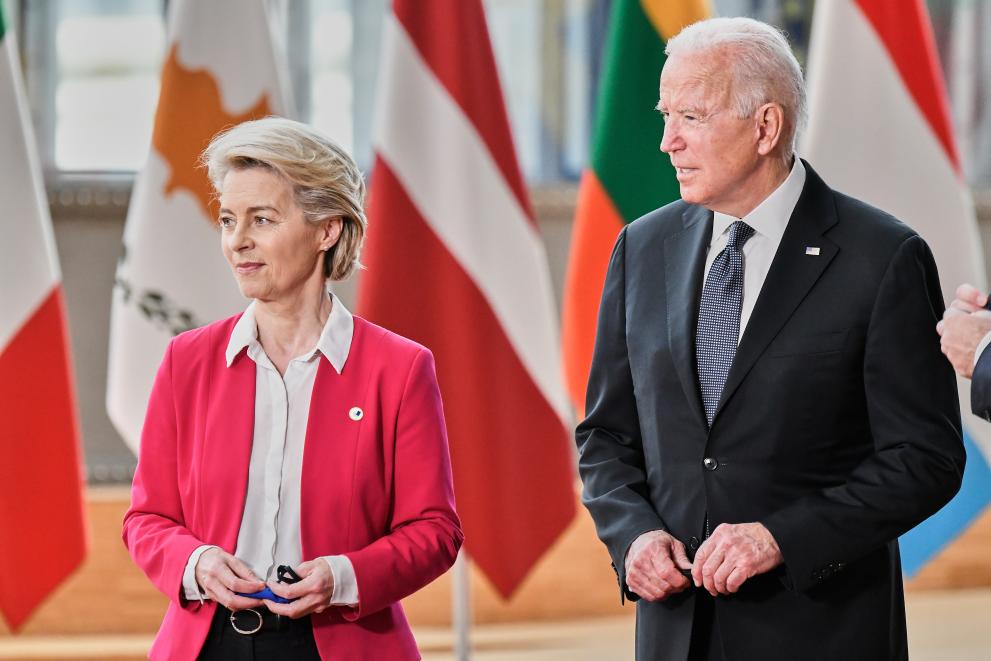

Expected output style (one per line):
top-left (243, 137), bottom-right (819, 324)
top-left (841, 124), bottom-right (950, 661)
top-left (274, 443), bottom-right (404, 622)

top-left (122, 340), bottom-right (204, 607)
top-left (343, 348), bottom-right (463, 620)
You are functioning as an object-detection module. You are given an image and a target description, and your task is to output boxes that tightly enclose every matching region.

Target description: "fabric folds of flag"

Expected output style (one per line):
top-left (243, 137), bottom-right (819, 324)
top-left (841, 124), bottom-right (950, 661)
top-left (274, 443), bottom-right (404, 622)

top-left (803, 0), bottom-right (991, 575)
top-left (0, 6), bottom-right (87, 631)
top-left (106, 0), bottom-right (289, 452)
top-left (358, 0), bottom-right (575, 598)
top-left (561, 0), bottom-right (711, 415)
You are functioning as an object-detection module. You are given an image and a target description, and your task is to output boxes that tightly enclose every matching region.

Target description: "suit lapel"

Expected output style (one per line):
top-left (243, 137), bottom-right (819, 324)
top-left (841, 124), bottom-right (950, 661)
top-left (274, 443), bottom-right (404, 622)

top-left (204, 335), bottom-right (256, 552)
top-left (299, 318), bottom-right (374, 557)
top-left (665, 204), bottom-right (713, 430)
top-left (713, 164), bottom-right (839, 423)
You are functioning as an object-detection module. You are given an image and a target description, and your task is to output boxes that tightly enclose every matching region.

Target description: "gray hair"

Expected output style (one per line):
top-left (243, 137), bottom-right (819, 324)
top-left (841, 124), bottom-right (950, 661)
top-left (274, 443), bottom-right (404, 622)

top-left (202, 116), bottom-right (366, 281)
top-left (665, 17), bottom-right (806, 154)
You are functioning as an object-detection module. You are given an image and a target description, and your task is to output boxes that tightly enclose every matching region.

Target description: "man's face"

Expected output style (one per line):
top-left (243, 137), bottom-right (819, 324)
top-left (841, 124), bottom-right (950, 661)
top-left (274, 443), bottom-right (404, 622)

top-left (658, 52), bottom-right (762, 217)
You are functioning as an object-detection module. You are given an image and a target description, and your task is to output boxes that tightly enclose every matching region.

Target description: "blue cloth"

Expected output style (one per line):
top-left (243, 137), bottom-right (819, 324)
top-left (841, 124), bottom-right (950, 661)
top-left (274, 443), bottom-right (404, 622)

top-left (696, 220), bottom-right (755, 424)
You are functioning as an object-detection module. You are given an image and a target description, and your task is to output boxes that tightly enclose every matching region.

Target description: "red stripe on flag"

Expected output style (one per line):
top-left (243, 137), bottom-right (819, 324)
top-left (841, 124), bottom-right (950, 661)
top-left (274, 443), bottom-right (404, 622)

top-left (360, 158), bottom-right (575, 597)
top-left (392, 0), bottom-right (535, 225)
top-left (854, 0), bottom-right (962, 171)
top-left (0, 286), bottom-right (87, 631)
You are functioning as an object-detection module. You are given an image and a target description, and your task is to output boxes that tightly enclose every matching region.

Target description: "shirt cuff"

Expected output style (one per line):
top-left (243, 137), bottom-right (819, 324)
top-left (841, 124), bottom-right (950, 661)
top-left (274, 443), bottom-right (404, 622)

top-left (182, 545), bottom-right (218, 603)
top-left (974, 331), bottom-right (991, 369)
top-left (322, 555), bottom-right (359, 606)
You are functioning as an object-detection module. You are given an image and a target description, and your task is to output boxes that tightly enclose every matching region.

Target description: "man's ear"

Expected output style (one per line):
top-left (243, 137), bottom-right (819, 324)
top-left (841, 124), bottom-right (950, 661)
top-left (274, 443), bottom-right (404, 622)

top-left (755, 103), bottom-right (785, 156)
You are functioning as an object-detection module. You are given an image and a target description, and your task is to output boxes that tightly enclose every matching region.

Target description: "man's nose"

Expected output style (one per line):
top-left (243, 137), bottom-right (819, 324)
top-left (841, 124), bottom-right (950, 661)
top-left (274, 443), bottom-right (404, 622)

top-left (660, 120), bottom-right (681, 153)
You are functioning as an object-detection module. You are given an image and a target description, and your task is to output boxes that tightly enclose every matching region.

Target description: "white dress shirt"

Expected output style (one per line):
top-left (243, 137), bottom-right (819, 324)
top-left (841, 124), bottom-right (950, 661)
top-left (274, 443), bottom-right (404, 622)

top-left (703, 158), bottom-right (807, 340)
top-left (182, 292), bottom-right (359, 606)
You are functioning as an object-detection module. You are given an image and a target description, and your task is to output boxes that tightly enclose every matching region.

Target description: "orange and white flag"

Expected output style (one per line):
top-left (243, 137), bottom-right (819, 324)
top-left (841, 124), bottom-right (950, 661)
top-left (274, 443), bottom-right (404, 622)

top-left (107, 0), bottom-right (290, 452)
top-left (0, 5), bottom-right (87, 630)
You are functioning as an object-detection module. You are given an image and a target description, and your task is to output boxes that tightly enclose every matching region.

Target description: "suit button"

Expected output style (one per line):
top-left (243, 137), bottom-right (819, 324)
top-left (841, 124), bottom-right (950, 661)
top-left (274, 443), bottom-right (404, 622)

top-left (689, 536), bottom-right (700, 551)
top-left (702, 457), bottom-right (719, 471)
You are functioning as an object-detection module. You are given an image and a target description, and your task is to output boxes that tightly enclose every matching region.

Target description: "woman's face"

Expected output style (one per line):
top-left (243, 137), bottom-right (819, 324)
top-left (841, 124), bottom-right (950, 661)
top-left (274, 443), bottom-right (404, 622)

top-left (219, 167), bottom-right (340, 302)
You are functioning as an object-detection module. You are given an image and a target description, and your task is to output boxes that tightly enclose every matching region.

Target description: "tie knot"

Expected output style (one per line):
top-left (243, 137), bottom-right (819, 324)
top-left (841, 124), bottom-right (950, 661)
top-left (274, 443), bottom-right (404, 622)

top-left (727, 221), bottom-right (755, 250)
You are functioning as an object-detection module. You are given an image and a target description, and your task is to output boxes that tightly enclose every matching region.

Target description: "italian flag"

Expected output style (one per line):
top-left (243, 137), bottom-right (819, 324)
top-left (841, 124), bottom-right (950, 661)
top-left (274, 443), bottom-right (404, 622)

top-left (359, 0), bottom-right (576, 597)
top-left (803, 0), bottom-right (991, 574)
top-left (0, 4), bottom-right (87, 631)
top-left (561, 0), bottom-right (712, 415)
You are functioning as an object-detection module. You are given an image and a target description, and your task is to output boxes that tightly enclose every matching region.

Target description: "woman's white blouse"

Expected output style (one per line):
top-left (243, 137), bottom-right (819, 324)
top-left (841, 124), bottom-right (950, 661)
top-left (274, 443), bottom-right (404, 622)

top-left (181, 293), bottom-right (358, 606)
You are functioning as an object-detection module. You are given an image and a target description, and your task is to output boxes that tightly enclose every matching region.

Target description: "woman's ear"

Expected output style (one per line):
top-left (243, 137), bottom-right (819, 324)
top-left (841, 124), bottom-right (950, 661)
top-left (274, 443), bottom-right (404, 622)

top-left (320, 216), bottom-right (343, 252)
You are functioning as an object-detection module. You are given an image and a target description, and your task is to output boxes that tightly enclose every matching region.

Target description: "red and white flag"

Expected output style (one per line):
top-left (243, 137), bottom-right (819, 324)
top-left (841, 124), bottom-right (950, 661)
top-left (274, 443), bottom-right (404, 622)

top-left (358, 0), bottom-right (576, 598)
top-left (0, 7), bottom-right (87, 631)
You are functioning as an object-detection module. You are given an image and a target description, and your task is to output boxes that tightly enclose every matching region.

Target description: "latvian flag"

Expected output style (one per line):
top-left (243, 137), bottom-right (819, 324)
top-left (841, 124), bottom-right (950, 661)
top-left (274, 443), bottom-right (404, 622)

top-left (358, 0), bottom-right (576, 597)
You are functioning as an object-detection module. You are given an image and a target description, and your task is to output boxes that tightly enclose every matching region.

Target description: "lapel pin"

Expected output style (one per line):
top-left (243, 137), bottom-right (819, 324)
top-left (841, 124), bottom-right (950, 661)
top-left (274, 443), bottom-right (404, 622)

top-left (805, 246), bottom-right (821, 256)
top-left (349, 407), bottom-right (364, 421)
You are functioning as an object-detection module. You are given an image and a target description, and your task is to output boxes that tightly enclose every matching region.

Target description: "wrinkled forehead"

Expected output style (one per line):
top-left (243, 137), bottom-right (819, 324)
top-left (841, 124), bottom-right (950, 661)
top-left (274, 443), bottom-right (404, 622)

top-left (658, 51), bottom-right (733, 109)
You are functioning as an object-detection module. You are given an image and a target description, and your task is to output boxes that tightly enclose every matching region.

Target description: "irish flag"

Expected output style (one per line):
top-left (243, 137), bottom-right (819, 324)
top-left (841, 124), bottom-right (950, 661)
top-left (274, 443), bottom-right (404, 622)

top-left (107, 0), bottom-right (289, 452)
top-left (803, 0), bottom-right (991, 574)
top-left (359, 0), bottom-right (575, 598)
top-left (561, 0), bottom-right (712, 415)
top-left (0, 4), bottom-right (87, 630)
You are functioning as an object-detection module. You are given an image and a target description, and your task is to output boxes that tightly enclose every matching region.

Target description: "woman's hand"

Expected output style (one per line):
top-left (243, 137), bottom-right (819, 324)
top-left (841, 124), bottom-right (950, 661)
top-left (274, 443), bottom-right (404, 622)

top-left (263, 559), bottom-right (336, 618)
top-left (194, 547), bottom-right (266, 610)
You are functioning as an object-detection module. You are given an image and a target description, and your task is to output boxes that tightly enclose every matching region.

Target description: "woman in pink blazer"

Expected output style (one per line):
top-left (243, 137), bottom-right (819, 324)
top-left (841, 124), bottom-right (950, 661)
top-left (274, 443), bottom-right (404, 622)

top-left (123, 117), bottom-right (462, 660)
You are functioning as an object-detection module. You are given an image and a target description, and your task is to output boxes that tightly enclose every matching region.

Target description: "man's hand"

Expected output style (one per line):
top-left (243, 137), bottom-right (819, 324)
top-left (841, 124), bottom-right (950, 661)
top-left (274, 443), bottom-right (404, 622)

top-left (937, 284), bottom-right (991, 379)
top-left (691, 523), bottom-right (782, 596)
top-left (194, 548), bottom-right (265, 611)
top-left (624, 530), bottom-right (693, 602)
top-left (263, 559), bottom-right (336, 619)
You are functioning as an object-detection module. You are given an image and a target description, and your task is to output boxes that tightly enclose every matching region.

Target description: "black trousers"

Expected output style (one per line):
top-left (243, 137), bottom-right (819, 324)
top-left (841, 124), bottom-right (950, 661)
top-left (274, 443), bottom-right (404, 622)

top-left (687, 591), bottom-right (725, 661)
top-left (197, 606), bottom-right (321, 660)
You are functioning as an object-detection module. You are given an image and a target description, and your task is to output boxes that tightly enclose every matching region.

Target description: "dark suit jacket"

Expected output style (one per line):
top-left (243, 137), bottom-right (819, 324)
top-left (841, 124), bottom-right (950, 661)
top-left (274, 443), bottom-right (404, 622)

top-left (576, 163), bottom-right (964, 661)
top-left (972, 348), bottom-right (991, 421)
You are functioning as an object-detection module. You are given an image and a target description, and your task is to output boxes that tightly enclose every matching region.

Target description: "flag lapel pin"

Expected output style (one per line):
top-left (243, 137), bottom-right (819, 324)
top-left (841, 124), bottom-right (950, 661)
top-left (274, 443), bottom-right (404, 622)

top-left (805, 246), bottom-right (821, 256)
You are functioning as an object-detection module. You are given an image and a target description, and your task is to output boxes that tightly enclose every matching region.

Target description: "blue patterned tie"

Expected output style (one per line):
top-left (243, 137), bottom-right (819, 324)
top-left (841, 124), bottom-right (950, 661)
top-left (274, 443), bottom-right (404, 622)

top-left (696, 220), bottom-right (756, 425)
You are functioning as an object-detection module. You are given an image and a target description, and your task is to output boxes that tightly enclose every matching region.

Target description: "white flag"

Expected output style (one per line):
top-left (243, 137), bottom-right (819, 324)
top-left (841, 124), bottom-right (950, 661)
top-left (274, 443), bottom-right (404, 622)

top-left (107, 0), bottom-right (290, 453)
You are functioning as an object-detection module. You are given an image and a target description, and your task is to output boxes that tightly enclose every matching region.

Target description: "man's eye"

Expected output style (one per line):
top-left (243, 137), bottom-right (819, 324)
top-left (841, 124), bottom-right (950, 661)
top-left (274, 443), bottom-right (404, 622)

top-left (219, 216), bottom-right (234, 228)
top-left (255, 216), bottom-right (271, 225)
top-left (685, 115), bottom-right (697, 122)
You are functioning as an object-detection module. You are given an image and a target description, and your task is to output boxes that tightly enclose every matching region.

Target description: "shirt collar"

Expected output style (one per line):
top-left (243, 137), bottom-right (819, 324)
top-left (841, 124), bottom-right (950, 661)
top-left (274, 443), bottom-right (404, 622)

top-left (225, 291), bottom-right (354, 374)
top-left (712, 157), bottom-right (807, 243)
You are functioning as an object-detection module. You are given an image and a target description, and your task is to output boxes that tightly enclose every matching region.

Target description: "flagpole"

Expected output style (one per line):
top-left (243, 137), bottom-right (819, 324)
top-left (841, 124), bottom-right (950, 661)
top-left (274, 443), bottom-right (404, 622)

top-left (452, 548), bottom-right (472, 660)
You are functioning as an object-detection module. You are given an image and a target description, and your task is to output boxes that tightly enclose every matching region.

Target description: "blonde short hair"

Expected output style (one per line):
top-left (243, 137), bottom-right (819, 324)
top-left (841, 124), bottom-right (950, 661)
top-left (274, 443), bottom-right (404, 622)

top-left (202, 116), bottom-right (366, 281)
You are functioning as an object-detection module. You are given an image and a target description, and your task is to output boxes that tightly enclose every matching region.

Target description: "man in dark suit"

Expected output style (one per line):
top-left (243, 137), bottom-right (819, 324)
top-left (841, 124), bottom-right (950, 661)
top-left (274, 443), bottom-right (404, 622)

top-left (576, 17), bottom-right (964, 661)
top-left (938, 284), bottom-right (991, 420)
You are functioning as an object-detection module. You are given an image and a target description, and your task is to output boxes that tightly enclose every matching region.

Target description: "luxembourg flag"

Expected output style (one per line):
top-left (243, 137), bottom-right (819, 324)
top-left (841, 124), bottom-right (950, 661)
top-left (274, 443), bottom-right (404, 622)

top-left (802, 0), bottom-right (991, 575)
top-left (0, 4), bottom-right (87, 630)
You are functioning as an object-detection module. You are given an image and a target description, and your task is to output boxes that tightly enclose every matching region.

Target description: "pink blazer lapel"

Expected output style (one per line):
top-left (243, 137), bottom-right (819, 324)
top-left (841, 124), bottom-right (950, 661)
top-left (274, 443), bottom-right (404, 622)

top-left (201, 348), bottom-right (256, 552)
top-left (300, 323), bottom-right (376, 557)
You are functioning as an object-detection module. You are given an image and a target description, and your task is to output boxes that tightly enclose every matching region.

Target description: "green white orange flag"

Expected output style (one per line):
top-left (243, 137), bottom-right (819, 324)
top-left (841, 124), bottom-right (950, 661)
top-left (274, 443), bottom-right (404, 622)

top-left (0, 4), bottom-right (88, 630)
top-left (562, 0), bottom-right (712, 415)
top-left (107, 0), bottom-right (289, 452)
top-left (802, 0), bottom-right (991, 574)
